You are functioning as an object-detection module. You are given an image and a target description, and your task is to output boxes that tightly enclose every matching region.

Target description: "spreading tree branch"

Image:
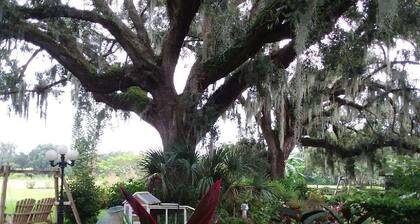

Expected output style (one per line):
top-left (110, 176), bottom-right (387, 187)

top-left (332, 87), bottom-right (420, 111)
top-left (123, 0), bottom-right (153, 53)
top-left (161, 0), bottom-right (202, 81)
top-left (0, 78), bottom-right (69, 96)
top-left (92, 89), bottom-right (152, 116)
top-left (198, 42), bottom-right (296, 136)
top-left (19, 48), bottom-right (43, 79)
top-left (185, 1), bottom-right (292, 94)
top-left (0, 21), bottom-right (154, 94)
top-left (14, 4), bottom-right (156, 66)
top-left (300, 136), bottom-right (420, 157)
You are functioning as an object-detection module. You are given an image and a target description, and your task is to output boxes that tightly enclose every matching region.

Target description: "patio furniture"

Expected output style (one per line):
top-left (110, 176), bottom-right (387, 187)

top-left (0, 165), bottom-right (81, 224)
top-left (5, 198), bottom-right (36, 224)
top-left (28, 198), bottom-right (55, 224)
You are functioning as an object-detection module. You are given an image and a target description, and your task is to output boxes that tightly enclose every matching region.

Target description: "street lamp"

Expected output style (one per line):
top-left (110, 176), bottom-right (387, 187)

top-left (45, 145), bottom-right (79, 224)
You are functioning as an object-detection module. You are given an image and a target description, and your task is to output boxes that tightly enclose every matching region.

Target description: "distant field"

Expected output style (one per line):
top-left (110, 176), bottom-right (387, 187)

top-left (307, 184), bottom-right (384, 195)
top-left (0, 176), bottom-right (55, 213)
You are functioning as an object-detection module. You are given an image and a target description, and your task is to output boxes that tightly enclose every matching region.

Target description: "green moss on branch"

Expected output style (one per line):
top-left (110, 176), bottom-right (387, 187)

top-left (113, 86), bottom-right (151, 113)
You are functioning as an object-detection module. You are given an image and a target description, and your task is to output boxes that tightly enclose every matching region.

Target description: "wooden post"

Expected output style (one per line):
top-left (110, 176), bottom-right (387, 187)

top-left (63, 179), bottom-right (82, 224)
top-left (0, 165), bottom-right (10, 224)
top-left (54, 171), bottom-right (59, 202)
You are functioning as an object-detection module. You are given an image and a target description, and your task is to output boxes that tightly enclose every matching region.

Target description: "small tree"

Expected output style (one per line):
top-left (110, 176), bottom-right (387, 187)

top-left (28, 144), bottom-right (58, 170)
top-left (65, 91), bottom-right (108, 224)
top-left (0, 142), bottom-right (16, 165)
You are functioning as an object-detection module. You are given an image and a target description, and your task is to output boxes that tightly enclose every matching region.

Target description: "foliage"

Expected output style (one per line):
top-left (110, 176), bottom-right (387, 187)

top-left (272, 204), bottom-right (371, 224)
top-left (13, 152), bottom-right (29, 169)
top-left (142, 144), bottom-right (200, 204)
top-left (385, 154), bottom-right (420, 192)
top-left (0, 142), bottom-right (16, 165)
top-left (28, 144), bottom-right (58, 170)
top-left (96, 151), bottom-right (142, 181)
top-left (65, 91), bottom-right (109, 223)
top-left (142, 139), bottom-right (268, 205)
top-left (66, 174), bottom-right (105, 224)
top-left (329, 190), bottom-right (420, 224)
top-left (0, 142), bottom-right (60, 170)
top-left (104, 179), bottom-right (147, 208)
top-left (271, 176), bottom-right (309, 202)
top-left (285, 151), bottom-right (305, 177)
top-left (196, 139), bottom-right (268, 196)
top-left (326, 155), bottom-right (420, 223)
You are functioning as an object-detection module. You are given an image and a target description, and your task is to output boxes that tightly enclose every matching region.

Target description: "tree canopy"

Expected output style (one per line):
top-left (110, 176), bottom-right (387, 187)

top-left (0, 0), bottom-right (419, 168)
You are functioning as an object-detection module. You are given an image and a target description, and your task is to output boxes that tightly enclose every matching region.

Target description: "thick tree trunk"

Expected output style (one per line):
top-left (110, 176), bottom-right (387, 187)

top-left (267, 134), bottom-right (295, 178)
top-left (145, 91), bottom-right (199, 151)
top-left (259, 102), bottom-right (297, 178)
top-left (259, 105), bottom-right (281, 177)
top-left (275, 151), bottom-right (285, 178)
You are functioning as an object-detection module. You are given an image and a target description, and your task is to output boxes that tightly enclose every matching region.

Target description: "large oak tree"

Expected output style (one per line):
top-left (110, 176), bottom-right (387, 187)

top-left (1, 0), bottom-right (418, 179)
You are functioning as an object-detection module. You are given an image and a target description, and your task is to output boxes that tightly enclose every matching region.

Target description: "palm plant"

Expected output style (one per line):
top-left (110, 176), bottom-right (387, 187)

top-left (141, 145), bottom-right (200, 204)
top-left (141, 140), bottom-right (269, 208)
top-left (196, 141), bottom-right (268, 194)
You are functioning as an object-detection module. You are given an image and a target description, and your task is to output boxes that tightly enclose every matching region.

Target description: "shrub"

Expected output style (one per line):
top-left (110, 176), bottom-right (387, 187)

top-left (65, 174), bottom-right (105, 224)
top-left (270, 176), bottom-right (308, 202)
top-left (104, 179), bottom-right (147, 207)
top-left (329, 190), bottom-right (420, 224)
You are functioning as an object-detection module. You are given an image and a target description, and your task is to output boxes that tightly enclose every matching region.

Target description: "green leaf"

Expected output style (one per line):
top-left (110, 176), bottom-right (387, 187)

top-left (324, 206), bottom-right (346, 224)
top-left (302, 210), bottom-right (326, 221)
top-left (302, 211), bottom-right (328, 224)
top-left (279, 207), bottom-right (300, 219)
top-left (353, 212), bottom-right (371, 224)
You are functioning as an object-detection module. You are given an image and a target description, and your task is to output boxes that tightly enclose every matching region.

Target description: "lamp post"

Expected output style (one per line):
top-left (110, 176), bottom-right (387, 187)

top-left (45, 145), bottom-right (79, 224)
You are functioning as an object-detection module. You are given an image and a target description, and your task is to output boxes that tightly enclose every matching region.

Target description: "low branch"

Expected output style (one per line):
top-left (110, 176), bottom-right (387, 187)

top-left (300, 136), bottom-right (420, 157)
top-left (365, 60), bottom-right (420, 80)
top-left (0, 78), bottom-right (69, 96)
top-left (332, 87), bottom-right (420, 111)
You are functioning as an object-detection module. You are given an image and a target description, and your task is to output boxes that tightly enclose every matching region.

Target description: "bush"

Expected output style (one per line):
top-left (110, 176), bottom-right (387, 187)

top-left (65, 174), bottom-right (105, 224)
top-left (270, 176), bottom-right (308, 202)
top-left (104, 179), bottom-right (147, 208)
top-left (329, 190), bottom-right (420, 224)
top-left (389, 167), bottom-right (420, 193)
